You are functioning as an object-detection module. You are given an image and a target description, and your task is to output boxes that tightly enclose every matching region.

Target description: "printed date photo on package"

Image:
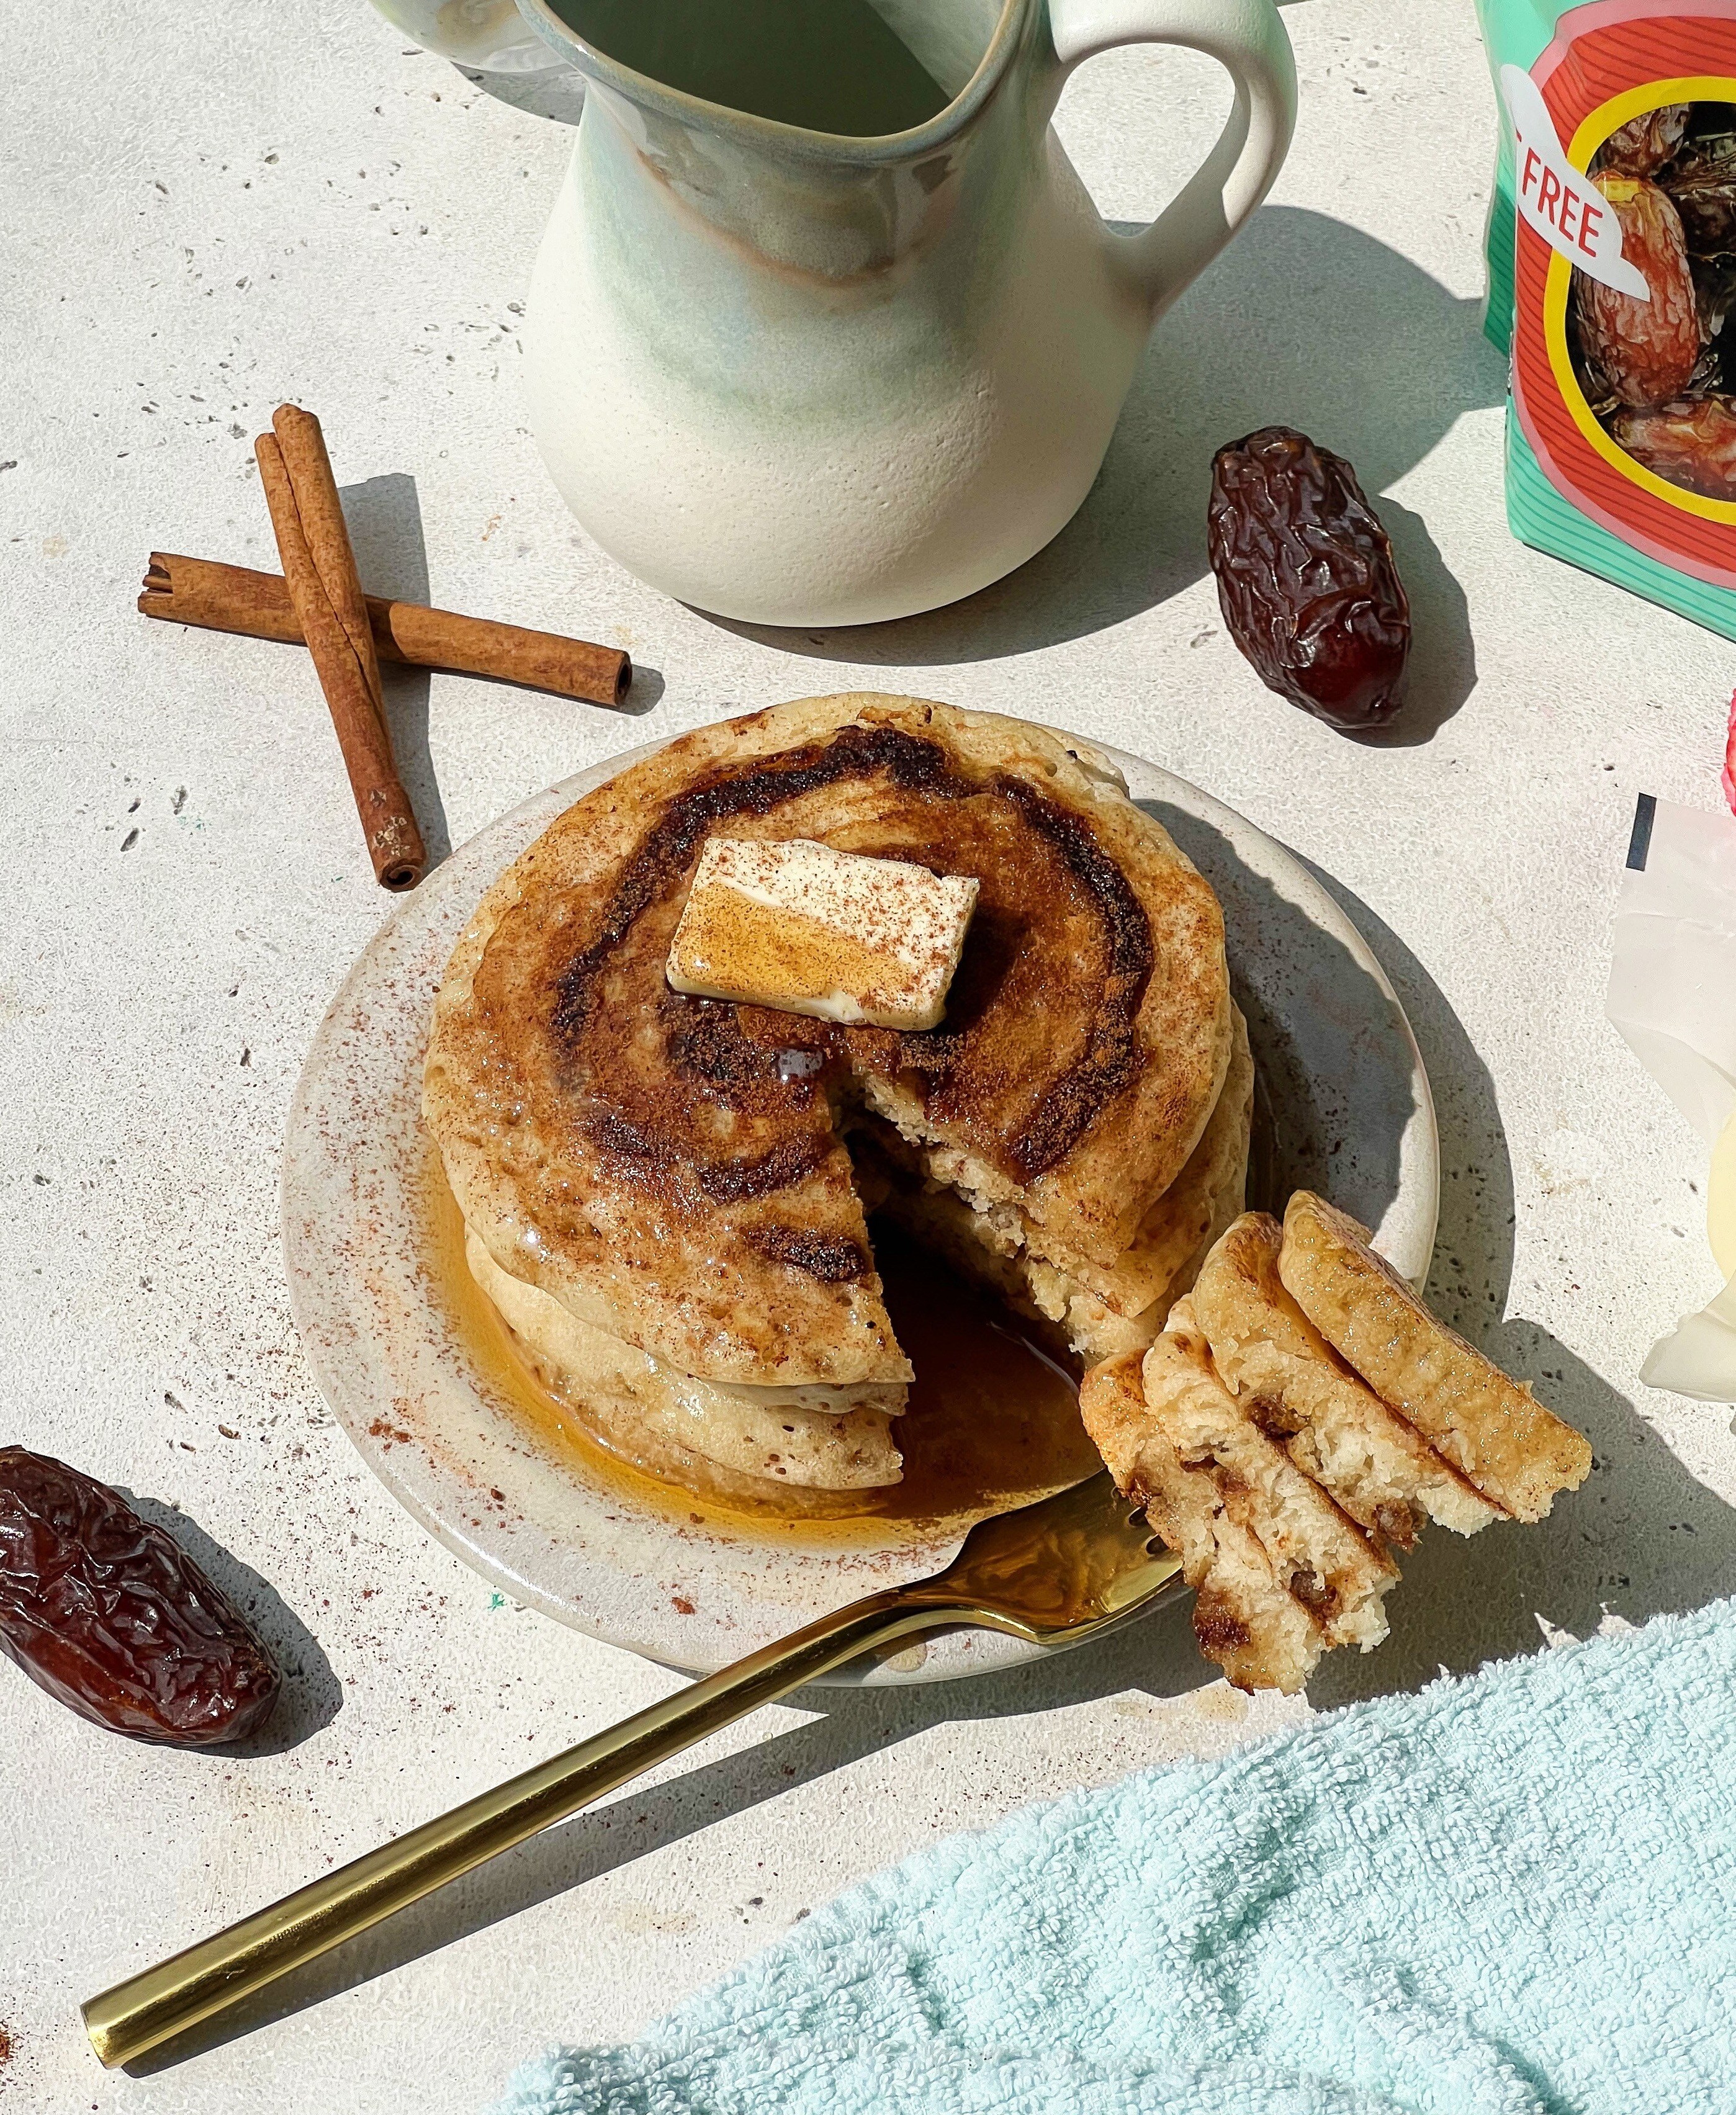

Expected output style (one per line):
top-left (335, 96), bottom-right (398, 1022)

top-left (1477, 0), bottom-right (1736, 640)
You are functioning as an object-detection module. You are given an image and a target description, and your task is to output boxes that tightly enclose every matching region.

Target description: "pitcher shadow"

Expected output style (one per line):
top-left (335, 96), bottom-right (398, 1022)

top-left (706, 205), bottom-right (1503, 695)
top-left (1291, 872), bottom-right (1736, 1709)
top-left (117, 1489), bottom-right (343, 1756)
top-left (341, 472), bottom-right (451, 867)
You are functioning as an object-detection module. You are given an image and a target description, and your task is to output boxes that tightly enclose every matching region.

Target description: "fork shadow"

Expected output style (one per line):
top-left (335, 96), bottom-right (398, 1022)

top-left (122, 1594), bottom-right (1211, 2074)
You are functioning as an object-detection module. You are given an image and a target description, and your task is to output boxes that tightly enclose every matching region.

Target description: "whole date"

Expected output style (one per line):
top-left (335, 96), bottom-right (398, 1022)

top-left (1206, 426), bottom-right (1410, 730)
top-left (0, 1446), bottom-right (281, 1746)
top-left (1609, 396), bottom-right (1736, 498)
top-left (1593, 104), bottom-right (1689, 179)
top-left (1573, 176), bottom-right (1701, 409)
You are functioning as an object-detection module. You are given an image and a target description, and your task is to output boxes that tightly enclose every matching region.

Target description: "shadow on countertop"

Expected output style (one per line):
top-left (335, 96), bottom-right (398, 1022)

top-left (124, 852), bottom-right (1736, 2070)
top-left (1294, 873), bottom-right (1736, 1710)
top-left (341, 472), bottom-right (451, 870)
top-left (117, 1490), bottom-right (343, 1758)
top-left (706, 204), bottom-right (1501, 727)
top-left (121, 1596), bottom-right (1213, 2075)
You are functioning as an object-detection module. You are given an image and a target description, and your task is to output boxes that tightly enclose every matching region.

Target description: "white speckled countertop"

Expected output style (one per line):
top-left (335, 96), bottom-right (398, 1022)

top-left (4, 1), bottom-right (1734, 2106)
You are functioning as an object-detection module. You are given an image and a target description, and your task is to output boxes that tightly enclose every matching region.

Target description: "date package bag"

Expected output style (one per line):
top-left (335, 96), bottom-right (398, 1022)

top-left (1476, 0), bottom-right (1736, 637)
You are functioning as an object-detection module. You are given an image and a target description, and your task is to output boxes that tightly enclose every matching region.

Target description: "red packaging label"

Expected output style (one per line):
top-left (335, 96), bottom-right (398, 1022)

top-left (1512, 1), bottom-right (1736, 588)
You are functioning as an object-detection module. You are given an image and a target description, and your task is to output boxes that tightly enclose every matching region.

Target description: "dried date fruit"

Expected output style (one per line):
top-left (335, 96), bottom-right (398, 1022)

top-left (1660, 146), bottom-right (1736, 256)
top-left (1593, 104), bottom-right (1689, 178)
top-left (1686, 341), bottom-right (1727, 398)
top-left (1573, 176), bottom-right (1701, 408)
top-left (1609, 395), bottom-right (1736, 498)
top-left (1693, 258), bottom-right (1736, 348)
top-left (0, 1446), bottom-right (281, 1746)
top-left (1206, 426), bottom-right (1409, 730)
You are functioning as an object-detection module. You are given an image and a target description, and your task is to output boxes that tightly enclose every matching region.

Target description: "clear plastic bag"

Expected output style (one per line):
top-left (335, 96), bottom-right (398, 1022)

top-left (1606, 795), bottom-right (1736, 1402)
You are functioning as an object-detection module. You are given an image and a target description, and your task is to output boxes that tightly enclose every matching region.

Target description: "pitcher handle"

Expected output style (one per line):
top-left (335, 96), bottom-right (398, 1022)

top-left (1047, 0), bottom-right (1297, 323)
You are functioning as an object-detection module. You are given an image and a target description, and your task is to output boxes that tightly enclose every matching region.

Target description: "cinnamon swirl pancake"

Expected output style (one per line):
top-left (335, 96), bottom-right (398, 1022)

top-left (424, 694), bottom-right (1235, 1502)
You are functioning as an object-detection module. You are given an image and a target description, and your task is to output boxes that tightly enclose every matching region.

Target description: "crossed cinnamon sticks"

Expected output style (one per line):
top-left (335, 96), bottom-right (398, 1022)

top-left (141, 404), bottom-right (632, 892)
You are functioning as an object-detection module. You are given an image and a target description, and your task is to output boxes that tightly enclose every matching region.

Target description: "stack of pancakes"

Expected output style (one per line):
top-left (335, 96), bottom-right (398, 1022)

top-left (1080, 1193), bottom-right (1594, 1692)
top-left (424, 694), bottom-right (1252, 1508)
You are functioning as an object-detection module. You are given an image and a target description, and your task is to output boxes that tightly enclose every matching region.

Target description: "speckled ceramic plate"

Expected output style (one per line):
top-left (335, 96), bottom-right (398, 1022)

top-left (282, 723), bottom-right (1437, 1686)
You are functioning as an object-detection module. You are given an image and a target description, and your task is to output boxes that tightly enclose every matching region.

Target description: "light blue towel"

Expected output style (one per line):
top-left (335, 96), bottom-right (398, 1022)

top-left (497, 1600), bottom-right (1736, 2114)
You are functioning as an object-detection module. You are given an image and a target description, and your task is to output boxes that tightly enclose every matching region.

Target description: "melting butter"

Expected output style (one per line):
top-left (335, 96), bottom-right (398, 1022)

top-left (666, 836), bottom-right (978, 1032)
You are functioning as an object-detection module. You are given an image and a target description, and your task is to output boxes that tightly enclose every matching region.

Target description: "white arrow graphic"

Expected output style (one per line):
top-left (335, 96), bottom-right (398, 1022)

top-left (1501, 65), bottom-right (1652, 300)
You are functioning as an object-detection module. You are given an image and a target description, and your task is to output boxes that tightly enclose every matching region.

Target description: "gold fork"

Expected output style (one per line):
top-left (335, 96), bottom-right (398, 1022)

top-left (82, 1472), bottom-right (1180, 2068)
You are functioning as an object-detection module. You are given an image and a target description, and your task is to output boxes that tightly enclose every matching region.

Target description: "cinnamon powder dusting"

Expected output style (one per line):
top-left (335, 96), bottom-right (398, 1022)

top-left (666, 835), bottom-right (978, 1031)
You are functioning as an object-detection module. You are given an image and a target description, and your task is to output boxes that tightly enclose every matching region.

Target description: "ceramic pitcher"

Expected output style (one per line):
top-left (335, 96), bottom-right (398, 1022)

top-left (387, 0), bottom-right (1295, 626)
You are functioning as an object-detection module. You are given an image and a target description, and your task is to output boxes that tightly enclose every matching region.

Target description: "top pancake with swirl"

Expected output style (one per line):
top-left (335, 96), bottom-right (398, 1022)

top-left (424, 696), bottom-right (1233, 1463)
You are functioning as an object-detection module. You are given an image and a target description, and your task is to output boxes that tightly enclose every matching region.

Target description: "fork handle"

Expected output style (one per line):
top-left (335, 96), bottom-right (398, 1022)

top-left (83, 1583), bottom-right (964, 2069)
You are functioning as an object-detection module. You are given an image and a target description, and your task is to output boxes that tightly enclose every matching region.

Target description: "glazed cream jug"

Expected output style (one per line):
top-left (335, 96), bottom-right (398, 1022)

top-left (404, 0), bottom-right (1296, 625)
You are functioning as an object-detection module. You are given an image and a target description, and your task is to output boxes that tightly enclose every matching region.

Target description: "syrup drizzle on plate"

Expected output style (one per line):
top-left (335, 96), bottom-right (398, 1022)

top-left (420, 1151), bottom-right (1098, 1550)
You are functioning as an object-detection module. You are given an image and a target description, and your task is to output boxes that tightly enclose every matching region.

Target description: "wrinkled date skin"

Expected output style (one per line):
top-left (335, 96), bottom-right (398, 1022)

top-left (1661, 127), bottom-right (1736, 254)
top-left (1662, 161), bottom-right (1736, 254)
top-left (1693, 259), bottom-right (1736, 350)
top-left (1593, 104), bottom-right (1689, 177)
top-left (1207, 426), bottom-right (1410, 731)
top-left (1574, 176), bottom-right (1702, 408)
top-left (1610, 396), bottom-right (1736, 498)
top-left (0, 1446), bottom-right (281, 1745)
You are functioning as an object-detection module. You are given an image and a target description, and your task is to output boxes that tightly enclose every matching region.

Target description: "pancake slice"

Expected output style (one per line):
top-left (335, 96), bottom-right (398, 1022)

top-left (467, 1231), bottom-right (903, 1493)
top-left (857, 1005), bottom-right (1253, 1365)
top-left (1078, 1352), bottom-right (1325, 1694)
top-left (1079, 1192), bottom-right (1594, 1691)
top-left (426, 694), bottom-right (1233, 1400)
top-left (1148, 1301), bottom-right (1398, 1651)
top-left (1190, 1213), bottom-right (1499, 1545)
top-left (1278, 1193), bottom-right (1594, 1524)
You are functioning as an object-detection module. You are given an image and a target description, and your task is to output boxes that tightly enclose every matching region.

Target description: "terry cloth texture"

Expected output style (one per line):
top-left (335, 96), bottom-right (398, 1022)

top-left (495, 1597), bottom-right (1736, 2114)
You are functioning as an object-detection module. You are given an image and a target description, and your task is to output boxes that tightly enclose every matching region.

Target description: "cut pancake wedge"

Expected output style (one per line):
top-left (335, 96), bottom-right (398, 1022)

top-left (1078, 1193), bottom-right (1595, 1692)
top-left (858, 1005), bottom-right (1253, 1365)
top-left (467, 1231), bottom-right (903, 1494)
top-left (1079, 1352), bottom-right (1325, 1694)
top-left (1278, 1193), bottom-right (1593, 1523)
top-left (1191, 1213), bottom-right (1499, 1545)
top-left (1151, 1302), bottom-right (1398, 1652)
top-left (1079, 1295), bottom-right (1400, 1692)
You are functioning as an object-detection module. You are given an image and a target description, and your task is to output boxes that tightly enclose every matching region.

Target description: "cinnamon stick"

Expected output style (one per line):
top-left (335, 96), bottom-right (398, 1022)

top-left (256, 410), bottom-right (426, 892)
top-left (138, 552), bottom-right (631, 707)
top-left (272, 405), bottom-right (388, 740)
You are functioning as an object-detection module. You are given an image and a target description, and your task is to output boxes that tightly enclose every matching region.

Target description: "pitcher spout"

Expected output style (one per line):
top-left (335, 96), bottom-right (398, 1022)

top-left (517, 0), bottom-right (1043, 283)
top-left (513, 0), bottom-right (1030, 161)
top-left (508, 0), bottom-right (1293, 626)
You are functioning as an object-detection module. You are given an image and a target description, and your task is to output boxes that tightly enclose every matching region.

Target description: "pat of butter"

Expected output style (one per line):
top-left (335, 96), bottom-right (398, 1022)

top-left (666, 837), bottom-right (979, 1031)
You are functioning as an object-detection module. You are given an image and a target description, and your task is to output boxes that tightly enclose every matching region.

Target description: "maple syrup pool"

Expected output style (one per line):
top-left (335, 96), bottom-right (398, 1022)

top-left (418, 1148), bottom-right (1102, 1552)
